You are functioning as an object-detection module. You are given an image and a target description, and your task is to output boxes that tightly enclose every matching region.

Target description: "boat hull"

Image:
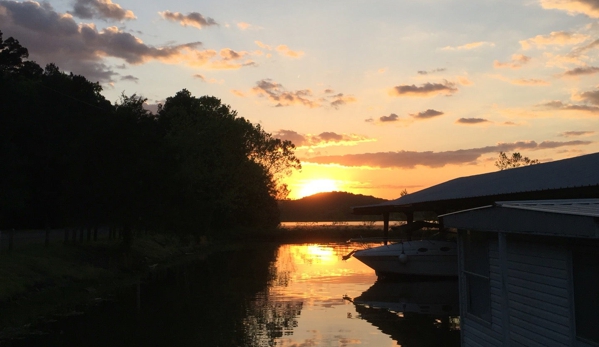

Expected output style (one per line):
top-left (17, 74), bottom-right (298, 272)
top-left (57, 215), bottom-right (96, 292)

top-left (353, 241), bottom-right (458, 278)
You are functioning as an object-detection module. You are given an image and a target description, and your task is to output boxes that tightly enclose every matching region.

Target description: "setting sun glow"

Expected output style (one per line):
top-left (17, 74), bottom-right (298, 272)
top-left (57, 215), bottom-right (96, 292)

top-left (296, 179), bottom-right (340, 199)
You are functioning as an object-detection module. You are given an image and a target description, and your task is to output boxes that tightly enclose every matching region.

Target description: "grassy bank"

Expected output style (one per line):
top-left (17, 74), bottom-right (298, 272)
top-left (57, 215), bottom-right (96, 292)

top-left (0, 233), bottom-right (221, 339)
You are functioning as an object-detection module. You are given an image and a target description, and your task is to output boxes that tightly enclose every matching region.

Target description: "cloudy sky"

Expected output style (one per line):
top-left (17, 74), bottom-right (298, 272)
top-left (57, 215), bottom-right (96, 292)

top-left (2, 0), bottom-right (599, 199)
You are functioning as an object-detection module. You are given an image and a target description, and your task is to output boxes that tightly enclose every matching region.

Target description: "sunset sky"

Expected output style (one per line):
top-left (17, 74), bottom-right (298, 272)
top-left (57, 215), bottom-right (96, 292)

top-left (2, 0), bottom-right (599, 199)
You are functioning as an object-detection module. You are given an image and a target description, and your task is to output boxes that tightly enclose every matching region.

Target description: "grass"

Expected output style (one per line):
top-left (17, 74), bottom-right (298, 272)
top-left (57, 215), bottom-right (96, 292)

top-left (0, 233), bottom-right (216, 338)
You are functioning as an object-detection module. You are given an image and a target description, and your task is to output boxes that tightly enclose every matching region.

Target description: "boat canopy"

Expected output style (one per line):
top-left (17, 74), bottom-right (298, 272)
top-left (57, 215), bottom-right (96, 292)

top-left (353, 152), bottom-right (599, 216)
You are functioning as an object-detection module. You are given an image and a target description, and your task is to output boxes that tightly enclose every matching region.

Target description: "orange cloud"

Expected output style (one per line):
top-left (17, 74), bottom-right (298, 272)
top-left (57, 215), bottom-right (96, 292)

top-left (0, 2), bottom-right (261, 81)
top-left (193, 74), bottom-right (222, 84)
top-left (441, 41), bottom-right (495, 50)
top-left (252, 80), bottom-right (319, 108)
top-left (237, 22), bottom-right (251, 30)
top-left (379, 113), bottom-right (400, 122)
top-left (457, 76), bottom-right (473, 85)
top-left (560, 130), bottom-right (595, 137)
top-left (329, 93), bottom-right (357, 108)
top-left (254, 41), bottom-right (272, 50)
top-left (489, 74), bottom-right (550, 86)
top-left (409, 109), bottom-right (444, 119)
top-left (417, 68), bottom-right (446, 75)
top-left (540, 0), bottom-right (599, 18)
top-left (572, 88), bottom-right (599, 105)
top-left (511, 78), bottom-right (551, 86)
top-left (494, 54), bottom-right (531, 69)
top-left (304, 140), bottom-right (592, 168)
top-left (276, 44), bottom-right (304, 58)
top-left (159, 11), bottom-right (218, 29)
top-left (70, 0), bottom-right (135, 20)
top-left (456, 117), bottom-right (490, 124)
top-left (389, 81), bottom-right (458, 97)
top-left (537, 100), bottom-right (599, 113)
top-left (254, 42), bottom-right (304, 58)
top-left (274, 130), bottom-right (375, 149)
top-left (519, 31), bottom-right (588, 50)
top-left (563, 66), bottom-right (599, 76)
top-left (250, 80), bottom-right (355, 108)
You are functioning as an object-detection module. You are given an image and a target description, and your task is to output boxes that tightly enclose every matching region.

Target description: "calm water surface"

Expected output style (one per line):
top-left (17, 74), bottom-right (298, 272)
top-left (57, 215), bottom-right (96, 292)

top-left (8, 242), bottom-right (460, 347)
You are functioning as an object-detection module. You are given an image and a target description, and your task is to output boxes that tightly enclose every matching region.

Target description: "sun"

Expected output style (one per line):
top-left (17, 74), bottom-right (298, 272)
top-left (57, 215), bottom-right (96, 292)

top-left (297, 179), bottom-right (340, 198)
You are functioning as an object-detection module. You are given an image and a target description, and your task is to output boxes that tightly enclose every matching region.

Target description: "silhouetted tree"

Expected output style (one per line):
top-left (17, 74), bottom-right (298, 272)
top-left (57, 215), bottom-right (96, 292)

top-left (159, 91), bottom-right (300, 234)
top-left (495, 151), bottom-right (540, 170)
top-left (0, 33), bottom-right (300, 246)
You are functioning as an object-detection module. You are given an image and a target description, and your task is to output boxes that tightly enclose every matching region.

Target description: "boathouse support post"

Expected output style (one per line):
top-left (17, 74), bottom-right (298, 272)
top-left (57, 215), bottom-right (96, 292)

top-left (383, 211), bottom-right (390, 245)
top-left (498, 232), bottom-right (511, 346)
top-left (406, 212), bottom-right (414, 241)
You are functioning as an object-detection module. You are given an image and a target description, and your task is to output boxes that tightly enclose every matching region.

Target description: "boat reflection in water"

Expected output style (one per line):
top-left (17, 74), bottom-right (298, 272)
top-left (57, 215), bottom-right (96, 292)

top-left (348, 278), bottom-right (461, 347)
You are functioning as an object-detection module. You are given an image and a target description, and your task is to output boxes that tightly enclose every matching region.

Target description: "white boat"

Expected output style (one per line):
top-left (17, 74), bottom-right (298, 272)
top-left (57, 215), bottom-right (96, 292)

top-left (352, 239), bottom-right (458, 278)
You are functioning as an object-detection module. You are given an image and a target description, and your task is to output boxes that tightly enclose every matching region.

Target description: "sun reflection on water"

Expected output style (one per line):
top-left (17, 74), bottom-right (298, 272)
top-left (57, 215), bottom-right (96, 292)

top-left (242, 243), bottom-right (460, 347)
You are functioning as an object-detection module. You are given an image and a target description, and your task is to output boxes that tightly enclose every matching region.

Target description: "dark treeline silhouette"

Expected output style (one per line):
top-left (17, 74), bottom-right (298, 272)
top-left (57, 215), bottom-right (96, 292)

top-left (278, 191), bottom-right (388, 221)
top-left (0, 31), bottom-right (300, 246)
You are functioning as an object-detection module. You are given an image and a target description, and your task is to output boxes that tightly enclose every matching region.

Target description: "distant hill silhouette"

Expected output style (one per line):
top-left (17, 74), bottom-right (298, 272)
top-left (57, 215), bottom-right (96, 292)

top-left (278, 191), bottom-right (389, 222)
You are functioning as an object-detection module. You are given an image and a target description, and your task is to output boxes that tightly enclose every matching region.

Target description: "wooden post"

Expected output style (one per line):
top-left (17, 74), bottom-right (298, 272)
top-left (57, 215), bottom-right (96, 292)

top-left (406, 212), bottom-right (414, 241)
top-left (383, 211), bottom-right (389, 245)
top-left (86, 228), bottom-right (91, 242)
top-left (71, 228), bottom-right (77, 243)
top-left (93, 227), bottom-right (98, 241)
top-left (64, 229), bottom-right (69, 244)
top-left (438, 218), bottom-right (445, 232)
top-left (79, 228), bottom-right (84, 243)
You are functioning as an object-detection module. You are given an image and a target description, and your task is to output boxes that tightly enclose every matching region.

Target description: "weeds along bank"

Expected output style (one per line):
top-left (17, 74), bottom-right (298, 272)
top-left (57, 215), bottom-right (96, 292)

top-left (0, 233), bottom-right (222, 339)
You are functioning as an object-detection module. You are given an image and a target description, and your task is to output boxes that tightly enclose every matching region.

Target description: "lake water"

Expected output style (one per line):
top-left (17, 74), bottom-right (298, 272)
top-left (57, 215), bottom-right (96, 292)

top-left (6, 242), bottom-right (460, 346)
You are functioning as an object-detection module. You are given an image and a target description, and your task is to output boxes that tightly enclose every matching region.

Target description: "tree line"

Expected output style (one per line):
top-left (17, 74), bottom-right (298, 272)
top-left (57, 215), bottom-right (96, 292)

top-left (0, 31), bottom-right (300, 246)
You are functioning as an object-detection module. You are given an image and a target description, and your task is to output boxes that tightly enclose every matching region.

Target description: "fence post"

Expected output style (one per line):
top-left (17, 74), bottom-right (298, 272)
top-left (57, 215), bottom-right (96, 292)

top-left (93, 227), bottom-right (98, 241)
top-left (45, 227), bottom-right (50, 247)
top-left (64, 229), bottom-right (69, 244)
top-left (71, 228), bottom-right (77, 244)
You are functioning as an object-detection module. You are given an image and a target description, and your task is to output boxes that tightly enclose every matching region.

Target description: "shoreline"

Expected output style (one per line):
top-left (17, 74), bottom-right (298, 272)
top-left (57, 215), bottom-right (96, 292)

top-left (0, 227), bottom-right (388, 340)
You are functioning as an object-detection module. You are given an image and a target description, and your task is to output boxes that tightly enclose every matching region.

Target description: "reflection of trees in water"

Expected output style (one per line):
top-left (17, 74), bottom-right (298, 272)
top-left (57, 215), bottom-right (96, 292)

top-left (240, 245), bottom-right (304, 347)
top-left (267, 248), bottom-right (293, 287)
top-left (242, 294), bottom-right (303, 346)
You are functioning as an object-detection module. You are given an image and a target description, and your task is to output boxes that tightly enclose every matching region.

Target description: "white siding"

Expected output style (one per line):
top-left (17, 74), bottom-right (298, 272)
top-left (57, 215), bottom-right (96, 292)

top-left (462, 238), bottom-right (504, 347)
top-left (462, 235), bottom-right (574, 347)
top-left (506, 241), bottom-right (571, 346)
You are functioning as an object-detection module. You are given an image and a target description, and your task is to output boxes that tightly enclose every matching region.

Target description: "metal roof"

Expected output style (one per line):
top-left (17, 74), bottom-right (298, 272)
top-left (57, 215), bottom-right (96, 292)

top-left (496, 199), bottom-right (599, 218)
top-left (440, 198), bottom-right (599, 238)
top-left (353, 152), bottom-right (599, 214)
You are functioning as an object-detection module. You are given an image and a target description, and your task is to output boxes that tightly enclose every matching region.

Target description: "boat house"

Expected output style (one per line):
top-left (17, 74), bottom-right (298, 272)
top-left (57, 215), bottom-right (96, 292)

top-left (440, 199), bottom-right (599, 347)
top-left (351, 152), bottom-right (599, 346)
top-left (352, 152), bottom-right (599, 238)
